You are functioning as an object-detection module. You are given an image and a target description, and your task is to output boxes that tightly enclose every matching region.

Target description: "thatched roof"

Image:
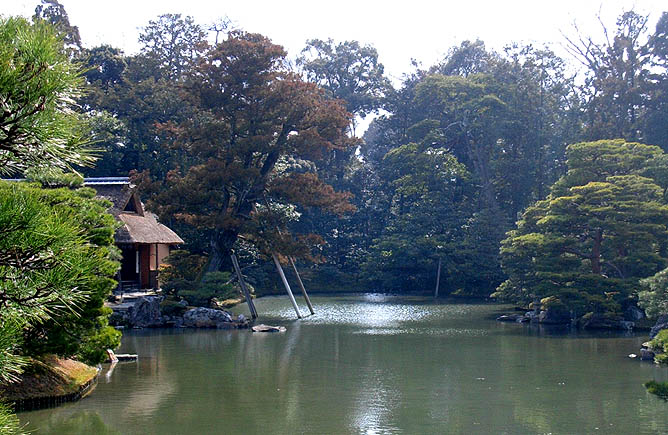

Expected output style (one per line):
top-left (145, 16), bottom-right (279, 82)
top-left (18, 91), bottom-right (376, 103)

top-left (88, 179), bottom-right (183, 246)
top-left (116, 212), bottom-right (184, 245)
top-left (91, 183), bottom-right (139, 217)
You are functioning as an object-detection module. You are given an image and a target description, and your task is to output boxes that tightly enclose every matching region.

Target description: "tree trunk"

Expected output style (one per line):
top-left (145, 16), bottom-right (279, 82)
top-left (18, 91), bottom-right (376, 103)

top-left (434, 257), bottom-right (442, 298)
top-left (205, 230), bottom-right (240, 274)
top-left (591, 229), bottom-right (603, 275)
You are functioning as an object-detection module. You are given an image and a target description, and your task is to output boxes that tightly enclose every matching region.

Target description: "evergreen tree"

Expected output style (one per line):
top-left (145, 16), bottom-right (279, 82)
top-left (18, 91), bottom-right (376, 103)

top-left (496, 140), bottom-right (668, 321)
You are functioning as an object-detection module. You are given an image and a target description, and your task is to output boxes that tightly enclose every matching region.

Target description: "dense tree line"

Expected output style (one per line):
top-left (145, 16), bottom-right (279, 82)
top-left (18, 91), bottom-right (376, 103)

top-left (64, 5), bottom-right (668, 310)
top-left (27, 3), bottom-right (668, 320)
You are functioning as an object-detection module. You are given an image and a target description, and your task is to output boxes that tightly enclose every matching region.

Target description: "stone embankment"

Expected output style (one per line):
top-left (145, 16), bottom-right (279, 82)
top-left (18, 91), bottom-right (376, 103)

top-left (107, 294), bottom-right (249, 329)
top-left (496, 305), bottom-right (644, 331)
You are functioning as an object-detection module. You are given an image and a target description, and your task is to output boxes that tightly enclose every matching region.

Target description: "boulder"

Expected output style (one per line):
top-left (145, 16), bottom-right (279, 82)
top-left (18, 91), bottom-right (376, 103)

top-left (619, 321), bottom-right (635, 330)
top-left (127, 296), bottom-right (163, 328)
top-left (650, 314), bottom-right (668, 338)
top-left (497, 314), bottom-right (521, 322)
top-left (525, 311), bottom-right (539, 322)
top-left (640, 348), bottom-right (656, 361)
top-left (183, 307), bottom-right (234, 328)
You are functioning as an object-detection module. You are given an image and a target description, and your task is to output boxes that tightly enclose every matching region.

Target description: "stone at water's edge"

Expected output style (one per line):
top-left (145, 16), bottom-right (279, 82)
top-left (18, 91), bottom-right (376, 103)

top-left (109, 296), bottom-right (249, 329)
top-left (496, 314), bottom-right (525, 323)
top-left (127, 296), bottom-right (163, 328)
top-left (252, 324), bottom-right (287, 332)
top-left (650, 314), bottom-right (668, 338)
top-left (183, 307), bottom-right (235, 328)
top-left (640, 348), bottom-right (656, 361)
top-left (497, 309), bottom-right (636, 330)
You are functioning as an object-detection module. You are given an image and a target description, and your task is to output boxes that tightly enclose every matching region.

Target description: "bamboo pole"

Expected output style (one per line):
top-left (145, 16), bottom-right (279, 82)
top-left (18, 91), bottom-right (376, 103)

top-left (273, 254), bottom-right (302, 319)
top-left (231, 253), bottom-right (257, 319)
top-left (434, 257), bottom-right (442, 298)
top-left (289, 257), bottom-right (314, 315)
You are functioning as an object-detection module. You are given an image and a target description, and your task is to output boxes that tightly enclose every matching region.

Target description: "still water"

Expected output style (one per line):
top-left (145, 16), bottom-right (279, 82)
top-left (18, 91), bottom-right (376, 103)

top-left (19, 294), bottom-right (668, 434)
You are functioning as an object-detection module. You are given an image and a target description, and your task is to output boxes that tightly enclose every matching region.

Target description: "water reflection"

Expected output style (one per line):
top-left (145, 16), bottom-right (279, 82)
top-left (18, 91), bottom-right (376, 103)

top-left (19, 295), bottom-right (668, 434)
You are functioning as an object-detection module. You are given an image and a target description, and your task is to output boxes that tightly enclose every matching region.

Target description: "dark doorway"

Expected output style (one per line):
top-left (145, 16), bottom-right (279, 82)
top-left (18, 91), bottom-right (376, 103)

top-left (120, 246), bottom-right (139, 283)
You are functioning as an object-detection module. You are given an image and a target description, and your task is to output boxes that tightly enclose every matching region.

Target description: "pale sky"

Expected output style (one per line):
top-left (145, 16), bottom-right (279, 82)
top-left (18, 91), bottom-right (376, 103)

top-left (2, 0), bottom-right (667, 83)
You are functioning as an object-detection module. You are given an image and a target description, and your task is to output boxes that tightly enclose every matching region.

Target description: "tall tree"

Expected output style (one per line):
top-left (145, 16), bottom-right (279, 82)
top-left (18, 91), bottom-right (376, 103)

top-left (33, 0), bottom-right (82, 54)
top-left (412, 73), bottom-right (506, 211)
top-left (496, 140), bottom-right (668, 320)
top-left (298, 39), bottom-right (389, 136)
top-left (149, 32), bottom-right (354, 273)
top-left (564, 10), bottom-right (654, 142)
top-left (362, 142), bottom-right (471, 293)
top-left (434, 39), bottom-right (497, 77)
top-left (644, 12), bottom-right (668, 149)
top-left (137, 13), bottom-right (207, 81)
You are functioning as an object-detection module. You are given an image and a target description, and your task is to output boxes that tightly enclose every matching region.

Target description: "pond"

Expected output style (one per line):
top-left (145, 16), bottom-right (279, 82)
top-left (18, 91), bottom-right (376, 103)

top-left (19, 294), bottom-right (668, 434)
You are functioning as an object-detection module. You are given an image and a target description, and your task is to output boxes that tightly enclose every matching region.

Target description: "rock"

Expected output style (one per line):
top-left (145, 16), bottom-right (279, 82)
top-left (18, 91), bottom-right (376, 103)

top-left (629, 353), bottom-right (637, 358)
top-left (538, 309), bottom-right (571, 325)
top-left (624, 305), bottom-right (645, 322)
top-left (127, 296), bottom-right (163, 328)
top-left (497, 315), bottom-right (519, 322)
top-left (619, 321), bottom-right (635, 331)
top-left (182, 307), bottom-right (234, 328)
top-left (252, 324), bottom-right (287, 333)
top-left (525, 311), bottom-right (539, 321)
top-left (237, 314), bottom-right (246, 322)
top-left (178, 299), bottom-right (188, 307)
top-left (497, 314), bottom-right (530, 323)
top-left (650, 314), bottom-right (668, 338)
top-left (640, 348), bottom-right (656, 361)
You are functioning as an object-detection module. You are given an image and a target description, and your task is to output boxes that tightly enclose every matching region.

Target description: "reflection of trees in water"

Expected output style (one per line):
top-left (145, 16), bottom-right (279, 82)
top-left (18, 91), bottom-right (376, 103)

top-left (21, 300), bottom-right (668, 433)
top-left (491, 333), bottom-right (668, 433)
top-left (24, 410), bottom-right (120, 435)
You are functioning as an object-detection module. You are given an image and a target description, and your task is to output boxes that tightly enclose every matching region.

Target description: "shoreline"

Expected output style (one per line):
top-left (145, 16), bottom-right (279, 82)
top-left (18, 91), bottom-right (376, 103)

top-left (1, 357), bottom-right (99, 412)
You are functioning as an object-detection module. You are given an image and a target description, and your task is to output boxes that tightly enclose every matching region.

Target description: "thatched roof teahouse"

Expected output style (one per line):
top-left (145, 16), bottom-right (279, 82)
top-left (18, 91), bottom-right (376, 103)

top-left (86, 178), bottom-right (183, 291)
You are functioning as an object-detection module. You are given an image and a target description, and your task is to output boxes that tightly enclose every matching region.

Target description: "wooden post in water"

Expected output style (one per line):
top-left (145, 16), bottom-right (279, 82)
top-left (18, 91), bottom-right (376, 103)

top-left (434, 257), bottom-right (442, 298)
top-left (272, 254), bottom-right (302, 319)
top-left (289, 257), bottom-right (314, 315)
top-left (262, 193), bottom-right (314, 315)
top-left (231, 253), bottom-right (257, 319)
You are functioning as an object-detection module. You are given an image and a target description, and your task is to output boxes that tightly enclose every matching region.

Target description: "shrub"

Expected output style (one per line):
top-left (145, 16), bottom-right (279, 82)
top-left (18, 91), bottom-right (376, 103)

top-left (649, 329), bottom-right (668, 352)
top-left (77, 326), bottom-right (122, 364)
top-left (645, 381), bottom-right (668, 400)
top-left (160, 250), bottom-right (207, 296)
top-left (639, 267), bottom-right (668, 318)
top-left (179, 272), bottom-right (238, 307)
top-left (160, 300), bottom-right (187, 317)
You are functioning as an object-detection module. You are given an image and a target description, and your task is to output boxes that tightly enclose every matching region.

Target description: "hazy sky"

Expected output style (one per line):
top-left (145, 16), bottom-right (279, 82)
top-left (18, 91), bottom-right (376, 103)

top-left (3, 0), bottom-right (667, 81)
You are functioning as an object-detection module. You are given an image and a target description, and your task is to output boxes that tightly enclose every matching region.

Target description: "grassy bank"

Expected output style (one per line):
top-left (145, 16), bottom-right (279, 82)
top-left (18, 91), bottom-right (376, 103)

top-left (0, 356), bottom-right (98, 409)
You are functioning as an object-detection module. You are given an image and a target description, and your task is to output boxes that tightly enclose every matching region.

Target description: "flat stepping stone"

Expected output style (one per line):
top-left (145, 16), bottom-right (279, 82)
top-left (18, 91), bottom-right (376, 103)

top-left (251, 324), bottom-right (286, 333)
top-left (106, 349), bottom-right (138, 363)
